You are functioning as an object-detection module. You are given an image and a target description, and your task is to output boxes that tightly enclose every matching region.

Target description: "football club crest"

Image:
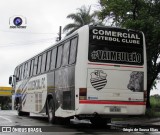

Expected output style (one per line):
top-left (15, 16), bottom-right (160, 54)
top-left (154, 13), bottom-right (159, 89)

top-left (90, 70), bottom-right (107, 90)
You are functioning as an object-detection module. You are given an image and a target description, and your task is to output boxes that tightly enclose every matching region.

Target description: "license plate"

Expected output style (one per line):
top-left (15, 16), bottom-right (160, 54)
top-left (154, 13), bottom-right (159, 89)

top-left (110, 106), bottom-right (121, 112)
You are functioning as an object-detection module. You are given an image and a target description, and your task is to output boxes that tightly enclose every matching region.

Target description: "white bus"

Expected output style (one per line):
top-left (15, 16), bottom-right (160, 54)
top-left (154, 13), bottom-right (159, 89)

top-left (9, 25), bottom-right (147, 126)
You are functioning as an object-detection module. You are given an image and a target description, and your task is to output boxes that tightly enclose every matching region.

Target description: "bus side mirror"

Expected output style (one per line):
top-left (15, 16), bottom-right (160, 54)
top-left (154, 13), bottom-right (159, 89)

top-left (9, 76), bottom-right (12, 85)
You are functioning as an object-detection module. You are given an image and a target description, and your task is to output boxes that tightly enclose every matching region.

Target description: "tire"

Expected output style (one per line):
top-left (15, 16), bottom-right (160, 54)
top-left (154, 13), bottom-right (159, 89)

top-left (17, 104), bottom-right (30, 116)
top-left (18, 110), bottom-right (23, 116)
top-left (47, 98), bottom-right (56, 124)
top-left (18, 111), bottom-right (30, 116)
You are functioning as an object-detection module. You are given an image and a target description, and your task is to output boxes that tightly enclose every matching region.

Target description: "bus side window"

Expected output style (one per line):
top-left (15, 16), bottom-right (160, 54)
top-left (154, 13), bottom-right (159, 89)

top-left (50, 48), bottom-right (57, 70)
top-left (27, 61), bottom-right (31, 78)
top-left (41, 53), bottom-right (47, 73)
top-left (56, 45), bottom-right (62, 68)
top-left (14, 67), bottom-right (18, 81)
top-left (33, 57), bottom-right (38, 76)
top-left (14, 68), bottom-right (17, 79)
top-left (17, 67), bottom-right (20, 81)
top-left (69, 37), bottom-right (78, 64)
top-left (15, 67), bottom-right (20, 81)
top-left (21, 64), bottom-right (25, 80)
top-left (37, 55), bottom-right (42, 75)
top-left (30, 59), bottom-right (34, 77)
top-left (19, 66), bottom-right (21, 80)
top-left (46, 51), bottom-right (51, 72)
top-left (24, 62), bottom-right (28, 79)
top-left (62, 41), bottom-right (70, 66)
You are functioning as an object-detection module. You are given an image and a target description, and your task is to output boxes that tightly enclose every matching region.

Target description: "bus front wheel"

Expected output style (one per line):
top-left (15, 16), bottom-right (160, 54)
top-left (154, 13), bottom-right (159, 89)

top-left (47, 98), bottom-right (56, 124)
top-left (17, 104), bottom-right (30, 116)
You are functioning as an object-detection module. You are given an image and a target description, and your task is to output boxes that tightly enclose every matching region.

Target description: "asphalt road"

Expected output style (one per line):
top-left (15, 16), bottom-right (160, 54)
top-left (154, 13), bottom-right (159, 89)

top-left (0, 110), bottom-right (159, 135)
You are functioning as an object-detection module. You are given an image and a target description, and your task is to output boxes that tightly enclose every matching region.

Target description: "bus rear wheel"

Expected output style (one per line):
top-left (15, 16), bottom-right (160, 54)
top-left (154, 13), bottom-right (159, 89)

top-left (47, 98), bottom-right (56, 124)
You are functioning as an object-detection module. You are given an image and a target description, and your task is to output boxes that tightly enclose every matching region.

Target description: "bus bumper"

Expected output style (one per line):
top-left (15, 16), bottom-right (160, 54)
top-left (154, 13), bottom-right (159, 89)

top-left (76, 100), bottom-right (146, 117)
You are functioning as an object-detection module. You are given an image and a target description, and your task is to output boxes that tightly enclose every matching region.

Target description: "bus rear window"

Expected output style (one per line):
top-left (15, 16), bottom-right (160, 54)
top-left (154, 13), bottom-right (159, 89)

top-left (88, 27), bottom-right (144, 65)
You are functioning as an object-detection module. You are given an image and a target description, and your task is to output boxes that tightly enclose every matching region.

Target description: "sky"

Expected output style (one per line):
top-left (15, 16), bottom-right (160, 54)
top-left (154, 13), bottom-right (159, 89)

top-left (0, 0), bottom-right (159, 95)
top-left (0, 0), bottom-right (98, 85)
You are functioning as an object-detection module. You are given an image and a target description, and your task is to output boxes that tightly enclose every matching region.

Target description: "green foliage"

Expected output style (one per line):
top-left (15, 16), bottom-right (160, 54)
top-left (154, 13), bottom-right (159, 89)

top-left (151, 80), bottom-right (158, 90)
top-left (0, 96), bottom-right (11, 110)
top-left (63, 5), bottom-right (103, 35)
top-left (145, 95), bottom-right (160, 117)
top-left (63, 5), bottom-right (95, 35)
top-left (150, 95), bottom-right (160, 108)
top-left (145, 109), bottom-right (160, 118)
top-left (99, 0), bottom-right (131, 26)
top-left (98, 0), bottom-right (160, 108)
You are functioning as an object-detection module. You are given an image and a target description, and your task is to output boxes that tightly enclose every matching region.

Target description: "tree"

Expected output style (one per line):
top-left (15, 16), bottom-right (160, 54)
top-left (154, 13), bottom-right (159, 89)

top-left (98, 0), bottom-right (160, 109)
top-left (63, 5), bottom-right (100, 35)
top-left (0, 96), bottom-right (11, 110)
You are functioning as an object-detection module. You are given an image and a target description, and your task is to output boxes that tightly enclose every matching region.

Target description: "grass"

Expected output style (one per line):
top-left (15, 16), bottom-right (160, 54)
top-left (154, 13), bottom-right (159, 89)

top-left (146, 95), bottom-right (160, 117)
top-left (150, 95), bottom-right (160, 108)
top-left (145, 109), bottom-right (160, 118)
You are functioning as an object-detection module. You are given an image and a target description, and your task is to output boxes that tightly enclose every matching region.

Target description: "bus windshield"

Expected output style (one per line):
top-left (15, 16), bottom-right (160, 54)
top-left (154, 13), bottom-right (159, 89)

top-left (88, 26), bottom-right (144, 65)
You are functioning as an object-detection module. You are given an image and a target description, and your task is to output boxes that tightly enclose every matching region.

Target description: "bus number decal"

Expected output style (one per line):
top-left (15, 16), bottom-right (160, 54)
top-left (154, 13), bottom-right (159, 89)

top-left (90, 70), bottom-right (107, 91)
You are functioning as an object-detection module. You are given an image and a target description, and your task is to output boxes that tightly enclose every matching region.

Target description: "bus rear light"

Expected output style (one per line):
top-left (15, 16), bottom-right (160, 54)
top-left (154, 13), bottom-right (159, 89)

top-left (79, 88), bottom-right (87, 100)
top-left (144, 90), bottom-right (147, 102)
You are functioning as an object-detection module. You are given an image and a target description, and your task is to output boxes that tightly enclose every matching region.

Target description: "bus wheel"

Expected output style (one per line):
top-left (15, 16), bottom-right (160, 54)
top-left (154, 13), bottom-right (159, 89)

top-left (18, 111), bottom-right (30, 116)
top-left (17, 104), bottom-right (30, 116)
top-left (47, 98), bottom-right (56, 124)
top-left (18, 110), bottom-right (23, 116)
